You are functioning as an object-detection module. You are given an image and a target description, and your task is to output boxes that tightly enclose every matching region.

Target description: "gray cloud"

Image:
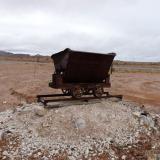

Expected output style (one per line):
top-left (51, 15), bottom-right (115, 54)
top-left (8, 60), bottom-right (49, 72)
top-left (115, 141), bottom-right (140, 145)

top-left (0, 0), bottom-right (160, 61)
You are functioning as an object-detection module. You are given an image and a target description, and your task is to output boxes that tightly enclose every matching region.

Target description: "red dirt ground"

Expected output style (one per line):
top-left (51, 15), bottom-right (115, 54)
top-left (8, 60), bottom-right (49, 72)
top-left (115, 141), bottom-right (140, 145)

top-left (0, 60), bottom-right (160, 113)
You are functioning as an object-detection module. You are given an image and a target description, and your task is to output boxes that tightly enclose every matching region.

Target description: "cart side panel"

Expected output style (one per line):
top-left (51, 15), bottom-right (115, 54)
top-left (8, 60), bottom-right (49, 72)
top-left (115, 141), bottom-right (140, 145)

top-left (63, 52), bottom-right (115, 83)
top-left (51, 51), bottom-right (69, 73)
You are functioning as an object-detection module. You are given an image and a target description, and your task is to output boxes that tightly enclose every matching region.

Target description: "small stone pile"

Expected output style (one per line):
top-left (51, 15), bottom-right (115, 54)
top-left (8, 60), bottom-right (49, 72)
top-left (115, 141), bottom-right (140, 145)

top-left (0, 99), bottom-right (160, 159)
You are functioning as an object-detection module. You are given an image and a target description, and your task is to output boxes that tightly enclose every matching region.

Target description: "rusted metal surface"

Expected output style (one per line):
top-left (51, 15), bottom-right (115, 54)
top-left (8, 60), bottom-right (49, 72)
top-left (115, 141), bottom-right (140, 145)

top-left (51, 48), bottom-right (116, 83)
top-left (48, 48), bottom-right (116, 98)
top-left (37, 93), bottom-right (123, 106)
top-left (36, 48), bottom-right (122, 103)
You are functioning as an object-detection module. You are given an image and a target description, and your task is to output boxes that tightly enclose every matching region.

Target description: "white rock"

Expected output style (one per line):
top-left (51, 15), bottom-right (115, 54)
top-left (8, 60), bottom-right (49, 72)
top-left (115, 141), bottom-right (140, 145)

top-left (2, 150), bottom-right (8, 156)
top-left (74, 118), bottom-right (86, 129)
top-left (55, 110), bottom-right (59, 113)
top-left (132, 111), bottom-right (141, 117)
top-left (140, 115), bottom-right (155, 128)
top-left (37, 152), bottom-right (42, 156)
top-left (147, 153), bottom-right (160, 160)
top-left (68, 156), bottom-right (76, 160)
top-left (84, 148), bottom-right (89, 158)
top-left (122, 155), bottom-right (127, 160)
top-left (0, 130), bottom-right (12, 140)
top-left (109, 97), bottom-right (121, 102)
top-left (2, 101), bottom-right (7, 104)
top-left (0, 130), bottom-right (3, 140)
top-left (42, 157), bottom-right (49, 160)
top-left (34, 105), bottom-right (46, 117)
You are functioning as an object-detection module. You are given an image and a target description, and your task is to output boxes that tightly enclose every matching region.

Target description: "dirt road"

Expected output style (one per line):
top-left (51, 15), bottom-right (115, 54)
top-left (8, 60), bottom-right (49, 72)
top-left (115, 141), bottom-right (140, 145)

top-left (0, 60), bottom-right (160, 113)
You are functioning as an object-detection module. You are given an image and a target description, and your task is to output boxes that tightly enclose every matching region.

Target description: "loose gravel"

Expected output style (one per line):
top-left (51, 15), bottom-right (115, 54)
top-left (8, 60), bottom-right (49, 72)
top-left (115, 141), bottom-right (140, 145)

top-left (0, 98), bottom-right (160, 159)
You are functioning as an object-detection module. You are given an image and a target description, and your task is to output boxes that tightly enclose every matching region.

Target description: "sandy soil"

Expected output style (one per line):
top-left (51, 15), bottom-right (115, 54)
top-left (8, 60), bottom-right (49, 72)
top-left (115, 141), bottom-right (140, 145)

top-left (111, 73), bottom-right (160, 113)
top-left (0, 60), bottom-right (160, 113)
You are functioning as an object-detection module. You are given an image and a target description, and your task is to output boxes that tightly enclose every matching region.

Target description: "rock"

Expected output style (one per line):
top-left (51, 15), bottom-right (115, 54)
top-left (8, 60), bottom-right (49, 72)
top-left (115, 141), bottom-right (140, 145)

top-left (34, 105), bottom-right (46, 117)
top-left (133, 110), bottom-right (156, 128)
top-left (68, 156), bottom-right (76, 160)
top-left (157, 154), bottom-right (160, 160)
top-left (140, 115), bottom-right (156, 129)
top-left (37, 152), bottom-right (42, 156)
top-left (2, 101), bottom-right (7, 104)
top-left (84, 148), bottom-right (89, 158)
top-left (20, 101), bottom-right (27, 108)
top-left (0, 130), bottom-right (12, 140)
top-left (147, 153), bottom-right (160, 160)
top-left (2, 150), bottom-right (8, 156)
top-left (73, 117), bottom-right (86, 129)
top-left (132, 111), bottom-right (141, 118)
top-left (108, 97), bottom-right (121, 102)
top-left (0, 130), bottom-right (3, 140)
top-left (55, 110), bottom-right (59, 113)
top-left (42, 157), bottom-right (49, 160)
top-left (122, 155), bottom-right (127, 160)
top-left (140, 110), bottom-right (148, 116)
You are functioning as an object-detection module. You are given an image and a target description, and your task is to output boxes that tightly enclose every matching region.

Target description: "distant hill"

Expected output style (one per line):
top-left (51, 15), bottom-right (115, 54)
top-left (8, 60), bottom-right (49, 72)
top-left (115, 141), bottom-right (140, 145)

top-left (0, 50), bottom-right (159, 65)
top-left (0, 50), bottom-right (14, 56)
top-left (0, 50), bottom-right (31, 57)
top-left (0, 50), bottom-right (51, 63)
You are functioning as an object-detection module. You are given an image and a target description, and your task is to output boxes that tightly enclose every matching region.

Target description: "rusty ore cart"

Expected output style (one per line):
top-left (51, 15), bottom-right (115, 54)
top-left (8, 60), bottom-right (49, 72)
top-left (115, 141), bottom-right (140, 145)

top-left (49, 48), bottom-right (116, 99)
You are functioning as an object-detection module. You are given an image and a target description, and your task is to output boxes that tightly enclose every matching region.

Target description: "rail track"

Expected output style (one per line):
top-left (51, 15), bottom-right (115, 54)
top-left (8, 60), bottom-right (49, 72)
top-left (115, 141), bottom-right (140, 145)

top-left (37, 92), bottom-right (123, 106)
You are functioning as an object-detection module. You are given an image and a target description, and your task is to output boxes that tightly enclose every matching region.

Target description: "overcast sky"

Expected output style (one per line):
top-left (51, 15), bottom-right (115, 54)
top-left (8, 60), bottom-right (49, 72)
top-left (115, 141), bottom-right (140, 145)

top-left (0, 0), bottom-right (160, 61)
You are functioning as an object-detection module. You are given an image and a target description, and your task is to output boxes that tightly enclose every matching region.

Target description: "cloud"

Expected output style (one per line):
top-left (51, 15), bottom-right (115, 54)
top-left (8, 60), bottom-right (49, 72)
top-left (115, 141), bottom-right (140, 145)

top-left (0, 0), bottom-right (160, 61)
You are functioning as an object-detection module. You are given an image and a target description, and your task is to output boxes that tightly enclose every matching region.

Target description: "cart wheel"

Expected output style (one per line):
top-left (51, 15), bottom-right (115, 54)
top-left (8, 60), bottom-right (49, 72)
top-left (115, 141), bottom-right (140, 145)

top-left (71, 88), bottom-right (83, 99)
top-left (62, 89), bottom-right (71, 95)
top-left (93, 87), bottom-right (104, 98)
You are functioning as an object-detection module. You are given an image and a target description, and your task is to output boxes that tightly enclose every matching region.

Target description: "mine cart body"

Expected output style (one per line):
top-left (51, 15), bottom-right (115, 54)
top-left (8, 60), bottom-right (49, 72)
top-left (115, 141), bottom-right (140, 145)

top-left (49, 48), bottom-right (116, 98)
